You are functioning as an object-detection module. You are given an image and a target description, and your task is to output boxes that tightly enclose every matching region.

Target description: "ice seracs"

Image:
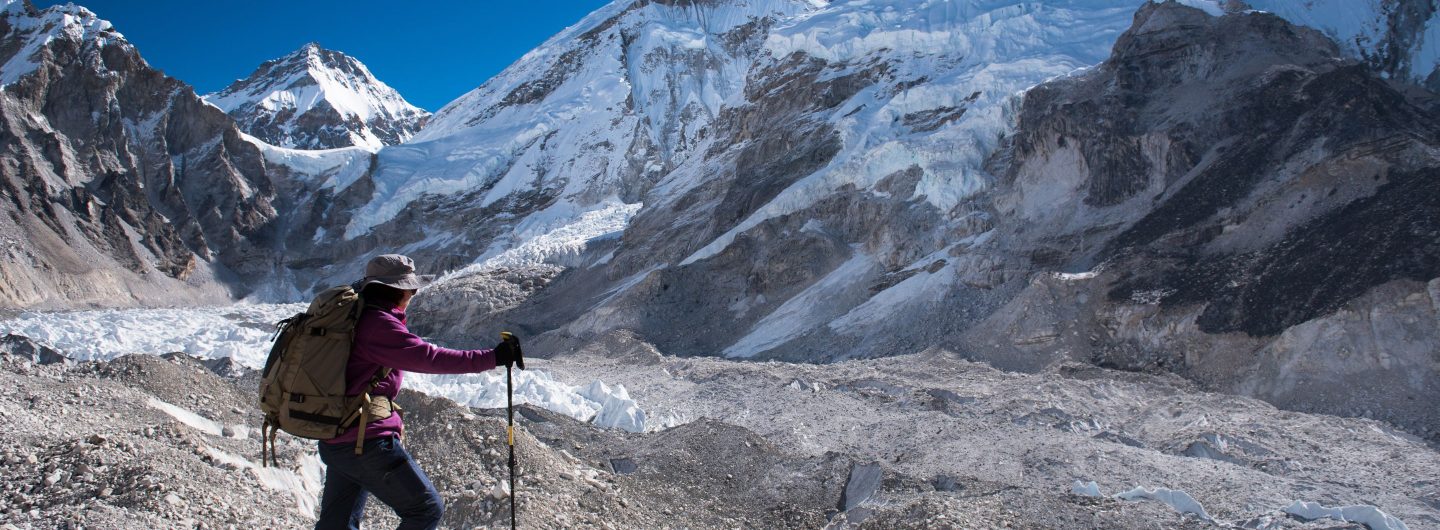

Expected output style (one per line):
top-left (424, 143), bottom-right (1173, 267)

top-left (206, 43), bottom-right (429, 150)
top-left (0, 304), bottom-right (653, 432)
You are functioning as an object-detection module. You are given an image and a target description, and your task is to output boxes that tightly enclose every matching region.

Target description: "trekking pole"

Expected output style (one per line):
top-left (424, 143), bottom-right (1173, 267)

top-left (501, 331), bottom-right (519, 529)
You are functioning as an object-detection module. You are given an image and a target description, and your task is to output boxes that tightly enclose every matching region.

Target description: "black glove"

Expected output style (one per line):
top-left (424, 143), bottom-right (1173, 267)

top-left (495, 332), bottom-right (525, 369)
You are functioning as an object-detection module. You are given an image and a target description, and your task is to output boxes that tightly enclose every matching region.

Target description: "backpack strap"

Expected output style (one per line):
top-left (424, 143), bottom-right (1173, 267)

top-left (352, 366), bottom-right (394, 455)
top-left (260, 420), bottom-right (270, 467)
top-left (260, 419), bottom-right (279, 468)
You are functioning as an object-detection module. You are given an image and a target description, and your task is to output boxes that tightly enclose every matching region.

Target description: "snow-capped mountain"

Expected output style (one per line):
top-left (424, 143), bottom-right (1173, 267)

top-left (0, 1), bottom-right (280, 308)
top-left (391, 0), bottom-right (1438, 441)
top-left (2, 1), bottom-right (1440, 524)
top-left (264, 0), bottom-right (819, 290)
top-left (206, 43), bottom-right (428, 150)
top-left (2, 0), bottom-right (1438, 443)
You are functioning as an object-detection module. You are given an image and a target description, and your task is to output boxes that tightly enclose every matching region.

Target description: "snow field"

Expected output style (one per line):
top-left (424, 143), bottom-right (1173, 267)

top-left (249, 138), bottom-right (378, 189)
top-left (0, 305), bottom-right (652, 432)
top-left (341, 0), bottom-right (812, 250)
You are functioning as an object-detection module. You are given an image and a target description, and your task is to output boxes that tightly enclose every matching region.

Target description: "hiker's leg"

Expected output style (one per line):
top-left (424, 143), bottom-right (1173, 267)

top-left (359, 437), bottom-right (444, 530)
top-left (316, 442), bottom-right (370, 530)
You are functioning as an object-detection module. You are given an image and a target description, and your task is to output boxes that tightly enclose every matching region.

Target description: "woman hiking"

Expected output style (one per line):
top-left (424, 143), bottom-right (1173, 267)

top-left (315, 254), bottom-right (521, 530)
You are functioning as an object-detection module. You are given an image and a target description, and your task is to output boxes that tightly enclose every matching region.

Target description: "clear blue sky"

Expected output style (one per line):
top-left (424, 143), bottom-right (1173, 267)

top-left (36, 0), bottom-right (612, 111)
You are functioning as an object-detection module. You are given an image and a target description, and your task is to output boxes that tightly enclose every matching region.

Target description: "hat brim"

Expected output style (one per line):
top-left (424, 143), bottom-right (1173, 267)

top-left (358, 273), bottom-right (433, 291)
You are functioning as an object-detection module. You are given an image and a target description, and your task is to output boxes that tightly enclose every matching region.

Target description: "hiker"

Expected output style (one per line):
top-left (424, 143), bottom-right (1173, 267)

top-left (315, 254), bottom-right (522, 530)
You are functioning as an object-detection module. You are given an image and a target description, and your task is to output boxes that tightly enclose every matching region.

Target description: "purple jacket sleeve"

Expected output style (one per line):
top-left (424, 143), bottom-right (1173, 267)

top-left (353, 310), bottom-right (498, 374)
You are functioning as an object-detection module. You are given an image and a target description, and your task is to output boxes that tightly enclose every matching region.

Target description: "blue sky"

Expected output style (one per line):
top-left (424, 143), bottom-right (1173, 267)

top-left (36, 0), bottom-right (612, 111)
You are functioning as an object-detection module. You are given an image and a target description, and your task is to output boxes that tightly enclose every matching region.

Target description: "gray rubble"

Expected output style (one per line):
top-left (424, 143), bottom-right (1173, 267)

top-left (0, 334), bottom-right (1435, 528)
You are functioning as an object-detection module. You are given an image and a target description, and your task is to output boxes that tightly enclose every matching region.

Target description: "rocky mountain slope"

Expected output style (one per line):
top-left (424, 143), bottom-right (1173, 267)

top-left (0, 1), bottom-right (281, 309)
top-left (206, 43), bottom-right (429, 150)
top-left (971, 1), bottom-right (1440, 446)
top-left (262, 0), bottom-right (818, 293)
top-left (404, 0), bottom-right (1440, 444)
top-left (1, 0), bottom-right (1437, 475)
top-left (1241, 0), bottom-right (1440, 90)
top-left (1, 331), bottom-right (1435, 528)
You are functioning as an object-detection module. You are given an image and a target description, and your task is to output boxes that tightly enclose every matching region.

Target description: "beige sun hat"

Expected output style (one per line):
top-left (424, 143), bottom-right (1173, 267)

top-left (356, 254), bottom-right (433, 291)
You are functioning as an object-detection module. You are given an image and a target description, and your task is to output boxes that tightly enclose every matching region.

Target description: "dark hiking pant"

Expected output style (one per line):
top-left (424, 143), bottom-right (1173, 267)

top-left (315, 436), bottom-right (443, 530)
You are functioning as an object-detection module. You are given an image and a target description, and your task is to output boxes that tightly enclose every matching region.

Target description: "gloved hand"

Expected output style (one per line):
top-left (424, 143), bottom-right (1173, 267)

top-left (495, 332), bottom-right (525, 369)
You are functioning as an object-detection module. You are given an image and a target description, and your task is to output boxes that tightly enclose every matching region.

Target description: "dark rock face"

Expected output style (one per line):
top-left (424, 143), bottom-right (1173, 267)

top-left (0, 3), bottom-right (280, 308)
top-left (975, 2), bottom-right (1440, 438)
top-left (1114, 167), bottom-right (1440, 337)
top-left (0, 333), bottom-right (65, 364)
top-left (1012, 4), bottom-right (1440, 339)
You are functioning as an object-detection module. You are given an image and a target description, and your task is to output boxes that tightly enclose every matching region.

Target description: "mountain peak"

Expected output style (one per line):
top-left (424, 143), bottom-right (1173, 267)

top-left (0, 0), bottom-right (128, 86)
top-left (205, 44), bottom-right (428, 150)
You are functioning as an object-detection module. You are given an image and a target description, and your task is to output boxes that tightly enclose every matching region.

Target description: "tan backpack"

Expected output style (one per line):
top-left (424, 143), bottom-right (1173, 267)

top-left (258, 286), bottom-right (396, 466)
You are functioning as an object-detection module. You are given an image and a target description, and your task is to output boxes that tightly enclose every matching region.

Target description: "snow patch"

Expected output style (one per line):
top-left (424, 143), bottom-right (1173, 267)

top-left (1283, 500), bottom-right (1409, 530)
top-left (1070, 480), bottom-right (1102, 497)
top-left (724, 253), bottom-right (879, 357)
top-left (146, 398), bottom-right (223, 437)
top-left (1053, 263), bottom-right (1104, 281)
top-left (206, 447), bottom-right (324, 517)
top-left (829, 260), bottom-right (955, 335)
top-left (1115, 486), bottom-right (1214, 522)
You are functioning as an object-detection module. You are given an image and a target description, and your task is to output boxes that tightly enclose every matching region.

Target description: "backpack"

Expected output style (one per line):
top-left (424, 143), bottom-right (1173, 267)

top-left (258, 285), bottom-right (395, 466)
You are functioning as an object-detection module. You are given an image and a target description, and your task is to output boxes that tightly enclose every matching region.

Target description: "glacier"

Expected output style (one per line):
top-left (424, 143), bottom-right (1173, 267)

top-left (0, 305), bottom-right (653, 432)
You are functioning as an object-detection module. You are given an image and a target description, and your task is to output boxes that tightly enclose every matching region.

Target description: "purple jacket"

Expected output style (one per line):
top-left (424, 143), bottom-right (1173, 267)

top-left (324, 300), bottom-right (498, 445)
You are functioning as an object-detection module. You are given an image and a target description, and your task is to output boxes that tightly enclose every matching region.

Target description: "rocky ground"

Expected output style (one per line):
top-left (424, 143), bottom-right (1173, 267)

top-left (0, 333), bottom-right (1436, 529)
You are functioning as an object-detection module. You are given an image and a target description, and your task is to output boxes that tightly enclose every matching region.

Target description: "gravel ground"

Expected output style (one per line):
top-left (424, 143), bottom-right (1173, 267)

top-left (0, 334), bottom-right (1436, 529)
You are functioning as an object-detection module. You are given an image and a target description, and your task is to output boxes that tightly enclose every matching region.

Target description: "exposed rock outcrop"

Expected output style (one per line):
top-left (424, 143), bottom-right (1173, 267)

top-left (0, 2), bottom-right (280, 308)
top-left (970, 2), bottom-right (1440, 438)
